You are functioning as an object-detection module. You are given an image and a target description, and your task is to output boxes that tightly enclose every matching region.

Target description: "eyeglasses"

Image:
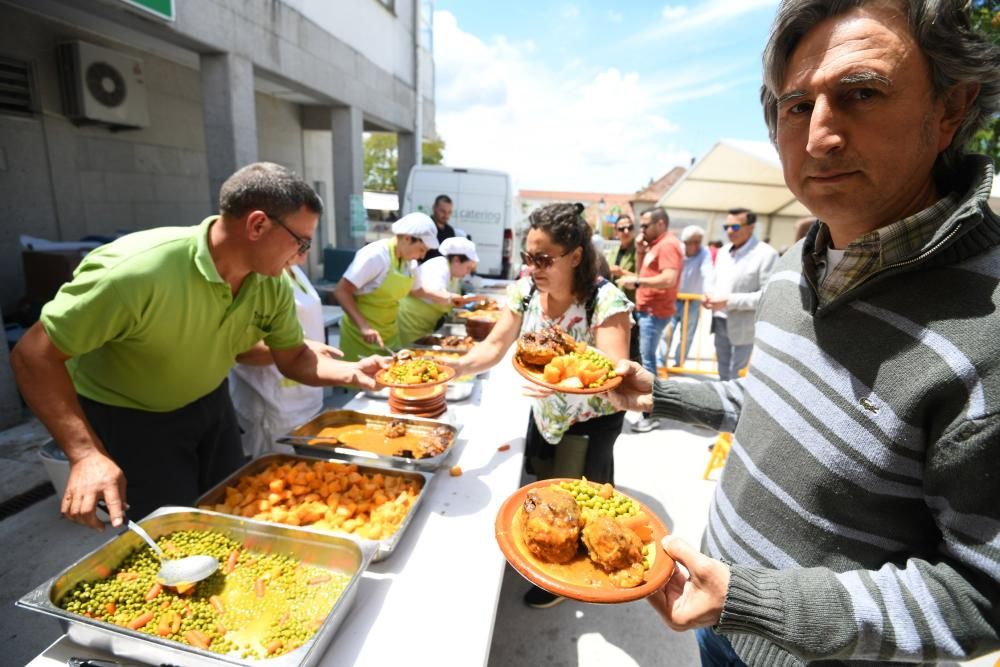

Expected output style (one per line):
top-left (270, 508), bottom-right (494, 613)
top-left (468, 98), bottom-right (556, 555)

top-left (267, 214), bottom-right (312, 255)
top-left (520, 249), bottom-right (568, 269)
top-left (616, 225), bottom-right (634, 232)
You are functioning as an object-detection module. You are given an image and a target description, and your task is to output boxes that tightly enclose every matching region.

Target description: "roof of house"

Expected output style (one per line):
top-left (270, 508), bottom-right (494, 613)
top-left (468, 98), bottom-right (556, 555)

top-left (632, 166), bottom-right (686, 202)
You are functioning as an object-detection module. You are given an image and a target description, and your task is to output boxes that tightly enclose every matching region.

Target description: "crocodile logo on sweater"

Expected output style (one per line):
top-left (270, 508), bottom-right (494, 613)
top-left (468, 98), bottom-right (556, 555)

top-left (859, 397), bottom-right (880, 414)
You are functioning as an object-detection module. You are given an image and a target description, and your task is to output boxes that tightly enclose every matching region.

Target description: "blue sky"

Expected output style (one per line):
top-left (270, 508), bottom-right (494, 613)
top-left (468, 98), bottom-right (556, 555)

top-left (432, 0), bottom-right (781, 192)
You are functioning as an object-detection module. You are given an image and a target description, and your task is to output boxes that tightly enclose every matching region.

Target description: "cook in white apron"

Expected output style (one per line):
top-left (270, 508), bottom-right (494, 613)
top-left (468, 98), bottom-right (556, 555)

top-left (229, 262), bottom-right (325, 458)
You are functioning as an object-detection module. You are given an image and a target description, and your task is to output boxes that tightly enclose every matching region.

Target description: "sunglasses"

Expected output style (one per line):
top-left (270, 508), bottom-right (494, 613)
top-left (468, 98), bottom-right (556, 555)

top-left (723, 222), bottom-right (753, 232)
top-left (616, 225), bottom-right (634, 232)
top-left (267, 213), bottom-right (312, 255)
top-left (520, 249), bottom-right (568, 269)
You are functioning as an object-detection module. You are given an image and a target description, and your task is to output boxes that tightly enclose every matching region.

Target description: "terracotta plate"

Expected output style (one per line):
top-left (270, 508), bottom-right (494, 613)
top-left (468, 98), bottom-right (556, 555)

top-left (512, 355), bottom-right (623, 395)
top-left (495, 478), bottom-right (673, 604)
top-left (376, 363), bottom-right (456, 389)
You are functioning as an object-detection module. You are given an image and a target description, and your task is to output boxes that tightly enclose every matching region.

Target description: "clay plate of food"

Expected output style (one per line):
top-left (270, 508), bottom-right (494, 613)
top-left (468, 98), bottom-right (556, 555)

top-left (376, 356), bottom-right (456, 389)
top-left (495, 478), bottom-right (673, 604)
top-left (512, 325), bottom-right (623, 395)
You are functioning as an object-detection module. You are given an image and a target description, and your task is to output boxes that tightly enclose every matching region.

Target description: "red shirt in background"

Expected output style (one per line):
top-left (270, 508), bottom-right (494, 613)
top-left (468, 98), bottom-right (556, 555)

top-left (636, 231), bottom-right (684, 318)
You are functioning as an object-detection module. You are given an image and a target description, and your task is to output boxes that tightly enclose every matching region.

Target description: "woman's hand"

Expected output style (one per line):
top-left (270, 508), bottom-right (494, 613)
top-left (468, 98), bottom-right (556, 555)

top-left (647, 536), bottom-right (730, 631)
top-left (361, 327), bottom-right (385, 348)
top-left (606, 360), bottom-right (655, 412)
top-left (520, 382), bottom-right (554, 399)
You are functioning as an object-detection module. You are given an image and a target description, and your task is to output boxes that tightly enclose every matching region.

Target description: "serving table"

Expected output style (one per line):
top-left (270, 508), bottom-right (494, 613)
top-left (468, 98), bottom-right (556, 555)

top-left (26, 351), bottom-right (533, 667)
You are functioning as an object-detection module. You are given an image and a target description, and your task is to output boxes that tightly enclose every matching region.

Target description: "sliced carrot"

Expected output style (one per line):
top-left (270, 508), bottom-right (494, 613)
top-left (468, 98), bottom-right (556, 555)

top-left (127, 611), bottom-right (154, 630)
top-left (169, 611), bottom-right (181, 634)
top-left (160, 599), bottom-right (170, 610)
top-left (145, 582), bottom-right (162, 601)
top-left (116, 571), bottom-right (139, 582)
top-left (105, 601), bottom-right (116, 615)
top-left (307, 574), bottom-right (331, 586)
top-left (224, 549), bottom-right (240, 574)
top-left (184, 629), bottom-right (211, 649)
top-left (254, 578), bottom-right (266, 598)
top-left (265, 639), bottom-right (284, 655)
top-left (497, 443), bottom-right (511, 452)
top-left (173, 582), bottom-right (195, 595)
top-left (209, 595), bottom-right (225, 614)
top-left (94, 564), bottom-right (112, 578)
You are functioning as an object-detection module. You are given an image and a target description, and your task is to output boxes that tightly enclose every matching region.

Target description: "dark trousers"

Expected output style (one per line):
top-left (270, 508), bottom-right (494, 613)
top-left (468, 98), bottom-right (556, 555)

top-left (696, 628), bottom-right (749, 667)
top-left (79, 379), bottom-right (245, 519)
top-left (524, 409), bottom-right (625, 485)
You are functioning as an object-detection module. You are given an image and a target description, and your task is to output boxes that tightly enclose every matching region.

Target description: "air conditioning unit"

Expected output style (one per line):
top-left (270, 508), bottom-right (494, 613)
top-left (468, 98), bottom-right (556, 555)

top-left (57, 40), bottom-right (150, 129)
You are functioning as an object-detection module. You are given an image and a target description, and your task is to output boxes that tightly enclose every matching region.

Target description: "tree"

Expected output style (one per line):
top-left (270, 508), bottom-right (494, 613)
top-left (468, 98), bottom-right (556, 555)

top-left (363, 133), bottom-right (447, 191)
top-left (967, 1), bottom-right (999, 167)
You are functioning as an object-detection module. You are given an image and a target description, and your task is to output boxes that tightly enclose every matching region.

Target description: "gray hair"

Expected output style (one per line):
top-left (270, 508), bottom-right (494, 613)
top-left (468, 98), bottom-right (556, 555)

top-left (761, 0), bottom-right (1000, 175)
top-left (219, 162), bottom-right (324, 219)
top-left (681, 225), bottom-right (705, 242)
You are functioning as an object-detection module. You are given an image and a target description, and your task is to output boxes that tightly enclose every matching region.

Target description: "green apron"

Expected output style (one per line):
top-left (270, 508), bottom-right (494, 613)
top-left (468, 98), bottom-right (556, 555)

top-left (398, 275), bottom-right (459, 345)
top-left (340, 239), bottom-right (414, 361)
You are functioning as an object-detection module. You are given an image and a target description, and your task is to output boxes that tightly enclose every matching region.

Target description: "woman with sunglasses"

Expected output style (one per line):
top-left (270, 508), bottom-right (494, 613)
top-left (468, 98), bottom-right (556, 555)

top-left (334, 213), bottom-right (439, 361)
top-left (450, 203), bottom-right (633, 609)
top-left (608, 214), bottom-right (638, 302)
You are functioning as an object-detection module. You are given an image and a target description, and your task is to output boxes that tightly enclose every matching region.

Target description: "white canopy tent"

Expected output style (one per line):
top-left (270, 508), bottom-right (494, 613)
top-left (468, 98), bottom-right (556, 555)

top-left (658, 139), bottom-right (811, 218)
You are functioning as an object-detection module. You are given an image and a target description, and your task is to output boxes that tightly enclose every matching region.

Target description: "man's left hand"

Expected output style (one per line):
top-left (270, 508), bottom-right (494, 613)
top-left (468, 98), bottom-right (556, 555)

top-left (305, 338), bottom-right (343, 359)
top-left (703, 295), bottom-right (728, 311)
top-left (647, 536), bottom-right (730, 632)
top-left (352, 355), bottom-right (391, 389)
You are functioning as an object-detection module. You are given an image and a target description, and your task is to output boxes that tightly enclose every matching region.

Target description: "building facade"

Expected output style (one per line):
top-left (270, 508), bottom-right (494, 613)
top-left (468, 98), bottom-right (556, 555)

top-left (0, 0), bottom-right (436, 316)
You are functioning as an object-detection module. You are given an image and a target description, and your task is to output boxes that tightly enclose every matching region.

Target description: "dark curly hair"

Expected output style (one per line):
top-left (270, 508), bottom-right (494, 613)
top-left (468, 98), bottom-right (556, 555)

top-left (527, 202), bottom-right (598, 305)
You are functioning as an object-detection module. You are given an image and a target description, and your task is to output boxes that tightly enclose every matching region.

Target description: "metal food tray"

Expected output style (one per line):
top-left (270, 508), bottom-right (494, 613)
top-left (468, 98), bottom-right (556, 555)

top-left (278, 409), bottom-right (460, 471)
top-left (196, 453), bottom-right (432, 562)
top-left (411, 335), bottom-right (476, 354)
top-left (17, 506), bottom-right (374, 667)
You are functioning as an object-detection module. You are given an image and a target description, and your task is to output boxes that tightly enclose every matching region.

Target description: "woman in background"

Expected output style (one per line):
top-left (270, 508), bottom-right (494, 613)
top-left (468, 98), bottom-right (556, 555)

top-left (398, 237), bottom-right (481, 345)
top-left (334, 213), bottom-right (438, 360)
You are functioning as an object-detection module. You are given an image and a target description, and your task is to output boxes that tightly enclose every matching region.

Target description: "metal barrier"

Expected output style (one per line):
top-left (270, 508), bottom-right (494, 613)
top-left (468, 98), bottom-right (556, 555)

top-left (658, 293), bottom-right (718, 378)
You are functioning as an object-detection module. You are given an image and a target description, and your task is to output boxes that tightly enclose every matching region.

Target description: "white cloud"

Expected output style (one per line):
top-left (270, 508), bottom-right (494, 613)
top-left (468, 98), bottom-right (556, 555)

top-left (432, 11), bottom-right (694, 192)
top-left (649, 0), bottom-right (778, 39)
top-left (661, 5), bottom-right (688, 20)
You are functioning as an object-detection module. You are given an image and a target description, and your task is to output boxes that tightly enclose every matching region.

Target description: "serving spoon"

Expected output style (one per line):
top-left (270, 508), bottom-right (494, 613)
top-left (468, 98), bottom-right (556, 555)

top-left (97, 501), bottom-right (219, 587)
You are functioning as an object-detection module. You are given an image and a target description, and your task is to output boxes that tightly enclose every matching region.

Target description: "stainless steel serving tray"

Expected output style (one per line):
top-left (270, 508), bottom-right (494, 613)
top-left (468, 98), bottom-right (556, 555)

top-left (17, 506), bottom-right (374, 667)
top-left (278, 409), bottom-right (459, 471)
top-left (411, 335), bottom-right (476, 354)
top-left (196, 453), bottom-right (432, 562)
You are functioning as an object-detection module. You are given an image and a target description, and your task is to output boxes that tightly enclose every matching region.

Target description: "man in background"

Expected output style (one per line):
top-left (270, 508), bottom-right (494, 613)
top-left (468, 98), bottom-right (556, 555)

top-left (660, 225), bottom-right (712, 369)
top-left (618, 206), bottom-right (682, 432)
top-left (422, 194), bottom-right (455, 261)
top-left (704, 208), bottom-right (778, 380)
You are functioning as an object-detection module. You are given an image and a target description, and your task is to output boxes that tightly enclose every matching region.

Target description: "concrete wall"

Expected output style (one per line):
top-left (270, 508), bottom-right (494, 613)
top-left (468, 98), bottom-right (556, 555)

top-left (0, 5), bottom-right (212, 313)
top-left (255, 93), bottom-right (304, 176)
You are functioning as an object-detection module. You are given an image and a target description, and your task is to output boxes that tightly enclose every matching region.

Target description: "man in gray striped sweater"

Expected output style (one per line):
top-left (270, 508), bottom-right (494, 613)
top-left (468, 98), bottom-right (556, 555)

top-left (609, 1), bottom-right (1000, 665)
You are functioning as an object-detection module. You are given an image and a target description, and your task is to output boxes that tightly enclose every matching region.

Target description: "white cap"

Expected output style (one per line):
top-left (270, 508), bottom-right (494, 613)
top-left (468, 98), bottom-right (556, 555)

top-left (391, 212), bottom-right (439, 249)
top-left (439, 237), bottom-right (479, 262)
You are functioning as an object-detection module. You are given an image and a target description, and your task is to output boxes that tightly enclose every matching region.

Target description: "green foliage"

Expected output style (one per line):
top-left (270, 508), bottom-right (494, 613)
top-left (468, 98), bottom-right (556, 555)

top-left (363, 133), bottom-right (447, 191)
top-left (966, 1), bottom-right (999, 166)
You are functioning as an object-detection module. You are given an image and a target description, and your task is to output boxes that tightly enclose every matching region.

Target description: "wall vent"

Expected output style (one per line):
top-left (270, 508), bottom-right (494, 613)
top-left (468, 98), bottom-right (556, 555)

top-left (0, 57), bottom-right (36, 117)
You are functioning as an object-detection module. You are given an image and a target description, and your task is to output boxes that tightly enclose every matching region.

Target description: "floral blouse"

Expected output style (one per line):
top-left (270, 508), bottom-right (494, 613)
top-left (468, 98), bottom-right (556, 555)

top-left (507, 276), bottom-right (634, 444)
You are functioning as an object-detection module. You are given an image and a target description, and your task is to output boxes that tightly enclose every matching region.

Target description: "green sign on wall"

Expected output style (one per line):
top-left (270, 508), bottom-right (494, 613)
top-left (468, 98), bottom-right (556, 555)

top-left (119, 0), bottom-right (174, 21)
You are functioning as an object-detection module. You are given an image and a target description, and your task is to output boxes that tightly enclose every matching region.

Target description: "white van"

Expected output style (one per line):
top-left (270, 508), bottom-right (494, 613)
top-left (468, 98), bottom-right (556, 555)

top-left (402, 165), bottom-right (517, 278)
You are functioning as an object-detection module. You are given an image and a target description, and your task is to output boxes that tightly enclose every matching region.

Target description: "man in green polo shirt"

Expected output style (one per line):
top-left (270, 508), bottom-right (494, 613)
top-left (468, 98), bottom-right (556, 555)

top-left (11, 162), bottom-right (385, 531)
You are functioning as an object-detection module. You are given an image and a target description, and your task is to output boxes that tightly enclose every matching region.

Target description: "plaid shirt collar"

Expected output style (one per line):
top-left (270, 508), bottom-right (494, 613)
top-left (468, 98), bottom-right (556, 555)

top-left (811, 192), bottom-right (960, 305)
